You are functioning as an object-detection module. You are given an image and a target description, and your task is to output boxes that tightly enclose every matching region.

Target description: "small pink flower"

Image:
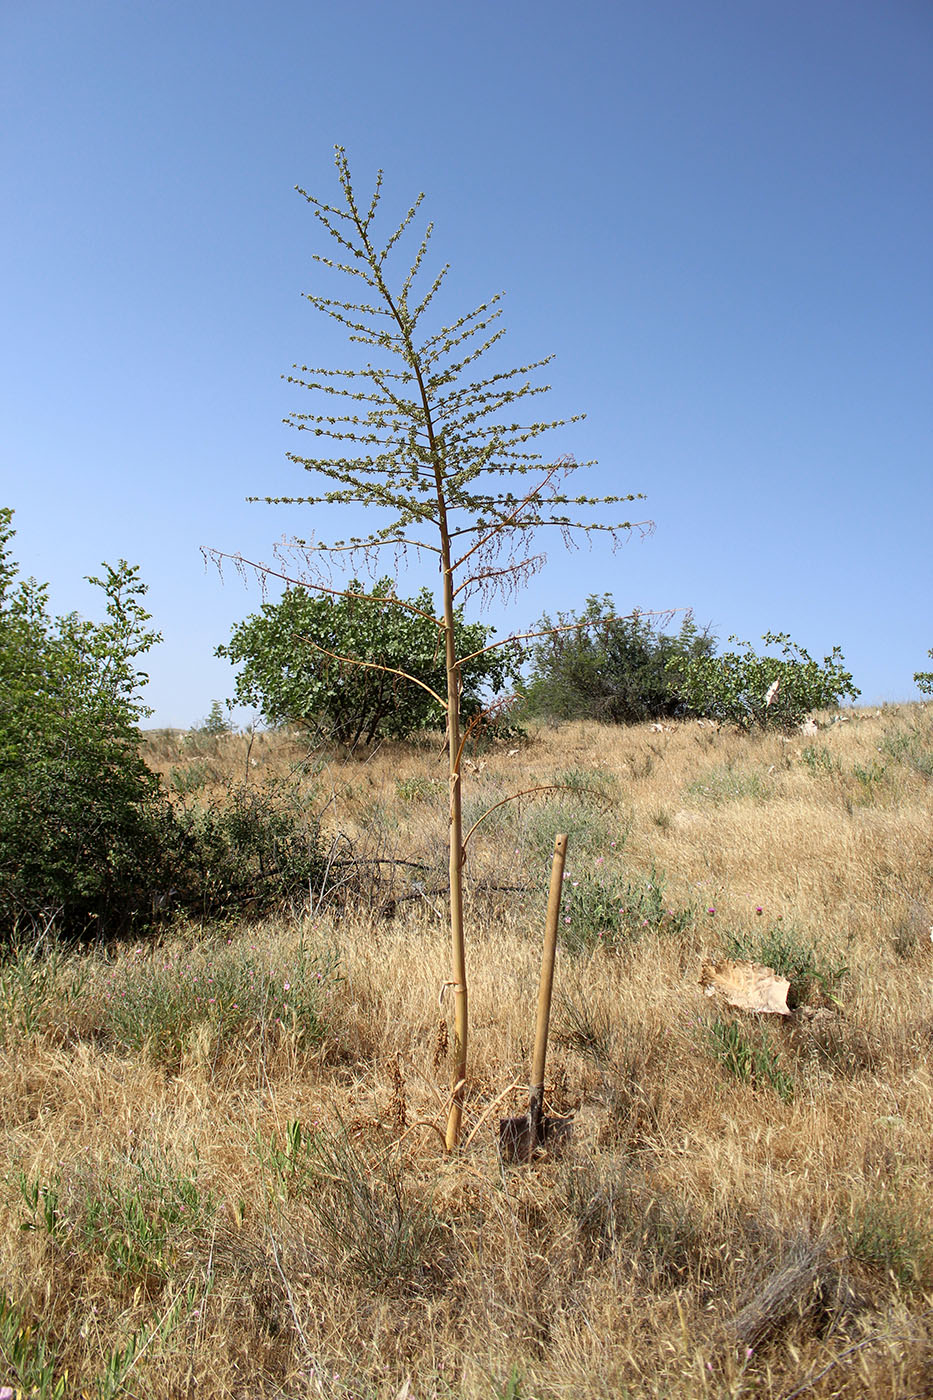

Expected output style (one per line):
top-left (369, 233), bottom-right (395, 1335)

top-left (707, 907), bottom-right (716, 916)
top-left (756, 906), bottom-right (763, 915)
top-left (283, 982), bottom-right (291, 992)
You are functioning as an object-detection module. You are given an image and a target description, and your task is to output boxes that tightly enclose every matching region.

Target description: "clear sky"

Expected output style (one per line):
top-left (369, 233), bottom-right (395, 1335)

top-left (3, 0), bottom-right (931, 726)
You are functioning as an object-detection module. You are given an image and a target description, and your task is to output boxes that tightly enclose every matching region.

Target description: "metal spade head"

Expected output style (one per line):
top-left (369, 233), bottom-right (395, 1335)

top-left (498, 1105), bottom-right (573, 1164)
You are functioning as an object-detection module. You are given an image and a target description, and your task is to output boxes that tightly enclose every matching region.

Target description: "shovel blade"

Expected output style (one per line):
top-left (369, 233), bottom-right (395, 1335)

top-left (498, 1112), bottom-right (573, 1163)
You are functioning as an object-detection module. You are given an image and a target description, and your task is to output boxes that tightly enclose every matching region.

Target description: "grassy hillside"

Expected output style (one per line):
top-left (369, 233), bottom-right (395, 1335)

top-left (1, 707), bottom-right (932, 1398)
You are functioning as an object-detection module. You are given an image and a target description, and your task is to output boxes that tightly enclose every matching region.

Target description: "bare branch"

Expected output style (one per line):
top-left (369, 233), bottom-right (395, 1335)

top-left (456, 610), bottom-right (681, 666)
top-left (461, 784), bottom-right (605, 850)
top-left (452, 460), bottom-right (567, 573)
top-left (204, 548), bottom-right (442, 626)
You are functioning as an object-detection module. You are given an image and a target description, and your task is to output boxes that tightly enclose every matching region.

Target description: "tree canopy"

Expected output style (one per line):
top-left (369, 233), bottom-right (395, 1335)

top-left (522, 596), bottom-right (714, 723)
top-left (217, 579), bottom-right (515, 745)
top-left (668, 631), bottom-right (860, 730)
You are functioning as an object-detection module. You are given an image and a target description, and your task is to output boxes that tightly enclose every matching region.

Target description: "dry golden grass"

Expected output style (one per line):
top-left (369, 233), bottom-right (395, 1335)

top-left (2, 707), bottom-right (933, 1397)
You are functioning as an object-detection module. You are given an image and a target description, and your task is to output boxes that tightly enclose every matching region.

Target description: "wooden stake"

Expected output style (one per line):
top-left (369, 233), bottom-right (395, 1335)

top-left (528, 832), bottom-right (568, 1153)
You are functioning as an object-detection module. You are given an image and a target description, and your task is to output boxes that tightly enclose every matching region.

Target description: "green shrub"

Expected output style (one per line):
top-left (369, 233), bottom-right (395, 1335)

top-left (851, 759), bottom-right (888, 799)
top-left (844, 1195), bottom-right (931, 1288)
top-left (0, 509), bottom-right (169, 938)
top-left (167, 781), bottom-right (328, 921)
top-left (197, 699), bottom-right (231, 736)
top-left (687, 764), bottom-right (773, 803)
top-left (217, 578), bottom-right (515, 746)
top-left (0, 1291), bottom-right (67, 1399)
top-left (721, 922), bottom-right (847, 1006)
top-left (0, 937), bottom-right (87, 1042)
top-left (395, 776), bottom-right (445, 803)
top-left (559, 867), bottom-right (692, 955)
top-left (522, 597), bottom-right (714, 723)
top-left (669, 631), bottom-right (859, 731)
top-left (263, 1121), bottom-right (440, 1290)
top-left (19, 1153), bottom-right (215, 1293)
top-left (102, 936), bottom-right (340, 1063)
top-left (520, 801), bottom-right (616, 863)
top-left (800, 745), bottom-right (842, 777)
top-left (914, 648), bottom-right (933, 695)
top-left (880, 722), bottom-right (933, 780)
top-left (554, 767), bottom-right (619, 798)
top-left (169, 761), bottom-right (217, 795)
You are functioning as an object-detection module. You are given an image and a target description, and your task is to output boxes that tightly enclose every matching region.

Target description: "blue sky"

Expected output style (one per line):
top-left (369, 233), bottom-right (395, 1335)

top-left (3, 0), bottom-right (931, 726)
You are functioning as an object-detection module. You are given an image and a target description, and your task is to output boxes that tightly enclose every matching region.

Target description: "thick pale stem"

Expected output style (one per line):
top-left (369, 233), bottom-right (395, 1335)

top-left (343, 197), bottom-right (470, 1150)
top-left (442, 553), bottom-right (468, 1151)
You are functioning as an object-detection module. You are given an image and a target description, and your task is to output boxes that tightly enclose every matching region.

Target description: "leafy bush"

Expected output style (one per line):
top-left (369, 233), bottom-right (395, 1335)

top-left (669, 631), bottom-right (859, 731)
top-left (0, 510), bottom-right (335, 937)
top-left (0, 509), bottom-right (169, 938)
top-left (197, 699), bottom-right (231, 735)
top-left (167, 781), bottom-right (328, 922)
top-left (521, 596), bottom-right (714, 723)
top-left (217, 577), bottom-right (516, 745)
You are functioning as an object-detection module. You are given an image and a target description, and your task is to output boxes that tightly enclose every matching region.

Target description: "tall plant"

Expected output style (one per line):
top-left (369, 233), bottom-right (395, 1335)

top-left (0, 509), bottom-right (165, 937)
top-left (215, 150), bottom-right (644, 1148)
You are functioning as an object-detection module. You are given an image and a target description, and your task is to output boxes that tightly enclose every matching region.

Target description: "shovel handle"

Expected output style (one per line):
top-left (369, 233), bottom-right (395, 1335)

top-left (530, 833), bottom-right (568, 1101)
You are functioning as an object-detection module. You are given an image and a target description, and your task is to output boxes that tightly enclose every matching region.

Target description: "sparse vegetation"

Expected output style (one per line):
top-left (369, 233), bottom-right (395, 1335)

top-left (0, 708), bottom-right (930, 1397)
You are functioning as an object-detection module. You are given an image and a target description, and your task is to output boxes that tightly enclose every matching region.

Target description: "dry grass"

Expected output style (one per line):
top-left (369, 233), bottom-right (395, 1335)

top-left (2, 707), bottom-right (933, 1397)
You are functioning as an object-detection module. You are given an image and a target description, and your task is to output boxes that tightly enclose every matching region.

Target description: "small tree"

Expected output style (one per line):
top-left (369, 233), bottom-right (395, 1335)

top-left (522, 595), bottom-right (714, 723)
top-left (669, 631), bottom-right (860, 731)
top-left (914, 651), bottom-right (933, 696)
top-left (212, 150), bottom-right (645, 1148)
top-left (217, 578), bottom-right (514, 745)
top-left (0, 509), bottom-right (166, 937)
top-left (198, 700), bottom-right (231, 736)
